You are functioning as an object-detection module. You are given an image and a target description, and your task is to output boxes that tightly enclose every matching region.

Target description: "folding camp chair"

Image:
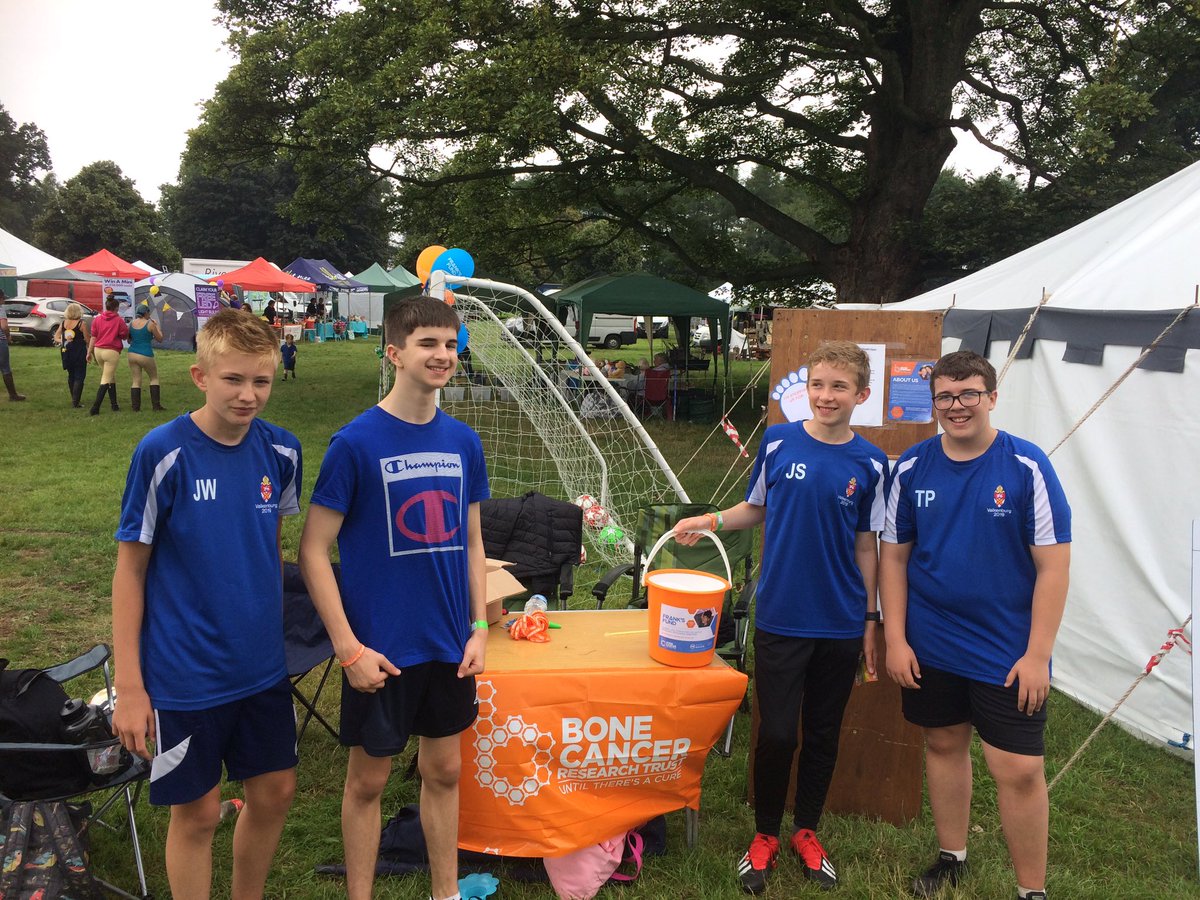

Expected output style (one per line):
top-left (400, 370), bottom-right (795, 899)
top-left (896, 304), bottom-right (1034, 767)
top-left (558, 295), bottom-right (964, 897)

top-left (480, 492), bottom-right (584, 611)
top-left (283, 562), bottom-right (340, 742)
top-left (591, 503), bottom-right (756, 756)
top-left (638, 369), bottom-right (673, 420)
top-left (0, 644), bottom-right (151, 899)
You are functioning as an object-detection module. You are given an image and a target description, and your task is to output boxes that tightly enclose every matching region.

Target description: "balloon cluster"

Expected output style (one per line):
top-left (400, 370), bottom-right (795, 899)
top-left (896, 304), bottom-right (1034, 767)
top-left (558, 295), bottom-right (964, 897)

top-left (415, 245), bottom-right (475, 287)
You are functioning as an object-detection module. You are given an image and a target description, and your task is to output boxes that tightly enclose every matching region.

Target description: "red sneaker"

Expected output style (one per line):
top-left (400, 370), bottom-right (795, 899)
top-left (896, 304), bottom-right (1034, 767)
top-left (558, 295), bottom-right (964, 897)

top-left (791, 828), bottom-right (837, 889)
top-left (737, 833), bottom-right (780, 894)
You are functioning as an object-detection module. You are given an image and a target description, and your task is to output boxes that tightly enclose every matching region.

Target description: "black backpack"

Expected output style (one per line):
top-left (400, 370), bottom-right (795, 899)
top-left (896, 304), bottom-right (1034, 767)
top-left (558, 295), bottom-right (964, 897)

top-left (0, 800), bottom-right (102, 899)
top-left (0, 660), bottom-right (92, 801)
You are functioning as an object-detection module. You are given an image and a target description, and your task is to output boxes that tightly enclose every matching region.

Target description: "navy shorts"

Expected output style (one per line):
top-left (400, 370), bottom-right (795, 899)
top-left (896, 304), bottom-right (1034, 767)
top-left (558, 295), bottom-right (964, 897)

top-left (901, 664), bottom-right (1047, 756)
top-left (149, 676), bottom-right (298, 807)
top-left (340, 661), bottom-right (477, 758)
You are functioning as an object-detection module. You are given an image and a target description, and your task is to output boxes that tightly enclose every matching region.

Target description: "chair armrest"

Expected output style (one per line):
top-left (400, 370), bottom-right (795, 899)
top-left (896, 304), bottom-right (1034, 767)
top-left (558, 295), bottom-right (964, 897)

top-left (592, 563), bottom-right (635, 609)
top-left (731, 578), bottom-right (757, 619)
top-left (44, 644), bottom-right (111, 684)
top-left (556, 560), bottom-right (576, 610)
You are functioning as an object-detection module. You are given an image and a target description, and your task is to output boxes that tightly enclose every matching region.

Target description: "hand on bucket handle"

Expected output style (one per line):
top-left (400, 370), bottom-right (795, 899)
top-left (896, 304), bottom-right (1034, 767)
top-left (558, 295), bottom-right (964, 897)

top-left (672, 514), bottom-right (714, 546)
top-left (644, 528), bottom-right (732, 589)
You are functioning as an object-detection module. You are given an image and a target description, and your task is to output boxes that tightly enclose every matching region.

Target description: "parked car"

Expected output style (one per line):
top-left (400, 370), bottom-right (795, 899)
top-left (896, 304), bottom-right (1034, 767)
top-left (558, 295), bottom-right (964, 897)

top-left (634, 316), bottom-right (669, 339)
top-left (2, 297), bottom-right (94, 346)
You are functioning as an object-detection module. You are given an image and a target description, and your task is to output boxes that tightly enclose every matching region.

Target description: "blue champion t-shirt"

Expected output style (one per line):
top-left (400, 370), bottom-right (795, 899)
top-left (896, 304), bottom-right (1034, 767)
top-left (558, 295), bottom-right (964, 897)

top-left (882, 430), bottom-right (1071, 684)
top-left (310, 406), bottom-right (490, 668)
top-left (746, 421), bottom-right (889, 639)
top-left (115, 414), bottom-right (302, 710)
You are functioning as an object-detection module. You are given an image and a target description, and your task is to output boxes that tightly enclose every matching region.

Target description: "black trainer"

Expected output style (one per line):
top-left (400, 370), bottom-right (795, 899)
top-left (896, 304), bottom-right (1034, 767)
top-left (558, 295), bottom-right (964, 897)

top-left (1021, 893), bottom-right (1047, 900)
top-left (737, 833), bottom-right (780, 894)
top-left (911, 851), bottom-right (967, 896)
top-left (791, 828), bottom-right (837, 889)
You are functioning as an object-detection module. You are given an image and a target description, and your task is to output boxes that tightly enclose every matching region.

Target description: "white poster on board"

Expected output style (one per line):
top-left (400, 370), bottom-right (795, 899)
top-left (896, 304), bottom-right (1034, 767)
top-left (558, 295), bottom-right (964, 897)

top-left (769, 342), bottom-right (886, 427)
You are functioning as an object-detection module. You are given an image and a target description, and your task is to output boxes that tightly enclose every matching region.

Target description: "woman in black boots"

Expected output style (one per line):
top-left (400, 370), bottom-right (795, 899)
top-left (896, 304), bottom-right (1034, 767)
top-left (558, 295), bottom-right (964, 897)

top-left (127, 303), bottom-right (165, 411)
top-left (86, 296), bottom-right (130, 415)
top-left (54, 302), bottom-right (90, 407)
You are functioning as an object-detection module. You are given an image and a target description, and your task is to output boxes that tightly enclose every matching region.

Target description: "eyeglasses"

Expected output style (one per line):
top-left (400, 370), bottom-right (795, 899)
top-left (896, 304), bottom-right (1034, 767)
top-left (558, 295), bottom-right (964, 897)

top-left (932, 390), bottom-right (990, 410)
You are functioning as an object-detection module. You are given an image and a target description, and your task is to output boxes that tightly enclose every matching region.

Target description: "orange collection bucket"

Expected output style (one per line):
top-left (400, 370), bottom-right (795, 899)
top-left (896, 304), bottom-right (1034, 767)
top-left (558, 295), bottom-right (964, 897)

top-left (642, 529), bottom-right (732, 667)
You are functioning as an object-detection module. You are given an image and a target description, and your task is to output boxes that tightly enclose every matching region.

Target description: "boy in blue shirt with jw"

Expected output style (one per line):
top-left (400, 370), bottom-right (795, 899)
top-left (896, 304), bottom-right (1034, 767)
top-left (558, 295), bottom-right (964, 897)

top-left (675, 340), bottom-right (889, 894)
top-left (111, 309), bottom-right (302, 899)
top-left (881, 350), bottom-right (1070, 900)
top-left (300, 296), bottom-right (489, 900)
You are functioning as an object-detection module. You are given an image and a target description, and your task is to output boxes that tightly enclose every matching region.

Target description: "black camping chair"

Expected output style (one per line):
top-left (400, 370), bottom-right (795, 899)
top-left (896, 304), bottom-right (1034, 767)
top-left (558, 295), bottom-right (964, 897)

top-left (592, 503), bottom-right (757, 756)
top-left (0, 644), bottom-right (151, 899)
top-left (283, 562), bottom-right (340, 742)
top-left (480, 492), bottom-right (584, 610)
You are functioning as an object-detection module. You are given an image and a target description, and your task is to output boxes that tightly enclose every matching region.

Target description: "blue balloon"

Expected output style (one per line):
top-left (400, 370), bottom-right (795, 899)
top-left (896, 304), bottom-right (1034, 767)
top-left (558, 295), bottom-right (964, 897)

top-left (430, 247), bottom-right (475, 287)
top-left (457, 323), bottom-right (469, 354)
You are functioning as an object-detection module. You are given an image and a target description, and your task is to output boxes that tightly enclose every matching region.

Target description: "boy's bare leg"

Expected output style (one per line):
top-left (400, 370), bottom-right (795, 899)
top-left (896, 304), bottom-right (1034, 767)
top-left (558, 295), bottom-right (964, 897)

top-left (923, 723), bottom-right (974, 852)
top-left (343, 748), bottom-right (393, 900)
top-left (231, 767), bottom-right (297, 899)
top-left (166, 786), bottom-right (222, 900)
top-left (982, 742), bottom-right (1048, 890)
top-left (418, 734), bottom-right (464, 900)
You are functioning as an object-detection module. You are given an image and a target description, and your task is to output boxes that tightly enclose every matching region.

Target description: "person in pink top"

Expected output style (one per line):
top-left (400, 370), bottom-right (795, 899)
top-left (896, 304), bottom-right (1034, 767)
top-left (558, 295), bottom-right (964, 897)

top-left (86, 296), bottom-right (131, 415)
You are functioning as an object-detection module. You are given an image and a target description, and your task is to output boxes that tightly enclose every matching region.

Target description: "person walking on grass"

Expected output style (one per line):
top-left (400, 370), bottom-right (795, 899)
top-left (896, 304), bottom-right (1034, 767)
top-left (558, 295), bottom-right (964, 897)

top-left (86, 295), bottom-right (130, 415)
top-left (0, 290), bottom-right (25, 401)
top-left (880, 350), bottom-right (1071, 900)
top-left (53, 302), bottom-right (90, 407)
top-left (280, 333), bottom-right (297, 380)
top-left (127, 303), bottom-right (166, 411)
top-left (300, 296), bottom-right (489, 900)
top-left (111, 310), bottom-right (302, 899)
top-left (674, 340), bottom-right (889, 894)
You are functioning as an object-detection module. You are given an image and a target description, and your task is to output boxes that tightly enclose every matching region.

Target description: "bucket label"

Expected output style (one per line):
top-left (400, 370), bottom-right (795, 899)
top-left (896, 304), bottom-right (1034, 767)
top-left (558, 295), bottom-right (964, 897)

top-left (657, 602), bottom-right (719, 654)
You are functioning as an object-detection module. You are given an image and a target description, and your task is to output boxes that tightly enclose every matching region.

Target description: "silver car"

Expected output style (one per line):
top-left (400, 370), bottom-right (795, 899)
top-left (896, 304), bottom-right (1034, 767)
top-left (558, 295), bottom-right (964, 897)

top-left (3, 297), bottom-right (94, 346)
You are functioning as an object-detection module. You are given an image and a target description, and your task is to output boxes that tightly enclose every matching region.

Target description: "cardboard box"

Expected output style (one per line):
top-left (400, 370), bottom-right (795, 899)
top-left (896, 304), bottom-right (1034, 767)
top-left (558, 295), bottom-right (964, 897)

top-left (484, 558), bottom-right (527, 624)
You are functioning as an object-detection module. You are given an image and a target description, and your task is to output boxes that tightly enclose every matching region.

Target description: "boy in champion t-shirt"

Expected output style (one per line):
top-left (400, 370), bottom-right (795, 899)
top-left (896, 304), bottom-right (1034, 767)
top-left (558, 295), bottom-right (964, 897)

top-left (675, 340), bottom-right (889, 893)
top-left (112, 309), bottom-right (302, 898)
top-left (300, 296), bottom-right (489, 900)
top-left (881, 350), bottom-right (1070, 900)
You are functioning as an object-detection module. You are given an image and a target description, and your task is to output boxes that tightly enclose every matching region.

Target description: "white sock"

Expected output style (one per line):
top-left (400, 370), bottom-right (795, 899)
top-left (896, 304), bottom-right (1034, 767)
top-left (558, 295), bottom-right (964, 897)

top-left (940, 847), bottom-right (967, 861)
top-left (430, 894), bottom-right (462, 900)
top-left (1017, 887), bottom-right (1044, 898)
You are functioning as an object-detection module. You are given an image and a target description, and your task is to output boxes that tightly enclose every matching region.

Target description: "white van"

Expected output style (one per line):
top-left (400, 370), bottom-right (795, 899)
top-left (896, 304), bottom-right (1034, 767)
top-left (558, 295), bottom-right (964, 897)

top-left (561, 308), bottom-right (638, 349)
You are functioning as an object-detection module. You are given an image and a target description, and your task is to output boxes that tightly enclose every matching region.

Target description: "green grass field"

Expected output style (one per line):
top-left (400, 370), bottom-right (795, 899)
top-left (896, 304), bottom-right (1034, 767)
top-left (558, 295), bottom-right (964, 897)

top-left (2, 339), bottom-right (1196, 899)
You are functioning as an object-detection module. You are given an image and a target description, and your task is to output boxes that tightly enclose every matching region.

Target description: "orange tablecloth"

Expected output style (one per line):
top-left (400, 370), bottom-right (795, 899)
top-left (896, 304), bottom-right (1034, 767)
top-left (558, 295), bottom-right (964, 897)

top-left (458, 609), bottom-right (747, 857)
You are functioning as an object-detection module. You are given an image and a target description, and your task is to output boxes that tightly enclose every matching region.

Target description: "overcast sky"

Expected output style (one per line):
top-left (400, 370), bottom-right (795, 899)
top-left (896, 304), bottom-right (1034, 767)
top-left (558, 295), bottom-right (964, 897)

top-left (0, 0), bottom-right (1006, 209)
top-left (0, 0), bottom-right (234, 204)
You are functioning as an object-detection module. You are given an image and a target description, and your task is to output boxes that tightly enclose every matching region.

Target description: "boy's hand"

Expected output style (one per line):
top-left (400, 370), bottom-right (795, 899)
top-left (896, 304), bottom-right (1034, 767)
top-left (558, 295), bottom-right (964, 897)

top-left (672, 515), bottom-right (713, 546)
top-left (113, 686), bottom-right (156, 760)
top-left (345, 648), bottom-right (401, 693)
top-left (458, 630), bottom-right (487, 678)
top-left (1005, 654), bottom-right (1050, 715)
top-left (884, 640), bottom-right (921, 688)
top-left (862, 623), bottom-right (877, 676)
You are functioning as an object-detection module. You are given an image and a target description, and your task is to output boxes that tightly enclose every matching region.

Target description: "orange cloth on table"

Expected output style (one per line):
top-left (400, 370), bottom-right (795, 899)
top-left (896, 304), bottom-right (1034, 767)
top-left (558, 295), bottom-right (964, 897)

top-left (509, 611), bottom-right (551, 642)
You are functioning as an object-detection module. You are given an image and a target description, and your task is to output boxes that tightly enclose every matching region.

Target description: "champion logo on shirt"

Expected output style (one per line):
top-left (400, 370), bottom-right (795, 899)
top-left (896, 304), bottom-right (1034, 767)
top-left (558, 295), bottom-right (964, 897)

top-left (260, 476), bottom-right (273, 503)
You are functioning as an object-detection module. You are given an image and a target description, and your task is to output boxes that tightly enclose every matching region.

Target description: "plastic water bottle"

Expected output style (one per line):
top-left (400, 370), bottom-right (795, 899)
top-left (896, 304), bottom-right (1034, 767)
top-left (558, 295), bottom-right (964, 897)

top-left (60, 698), bottom-right (121, 775)
top-left (523, 594), bottom-right (548, 615)
top-left (219, 798), bottom-right (244, 823)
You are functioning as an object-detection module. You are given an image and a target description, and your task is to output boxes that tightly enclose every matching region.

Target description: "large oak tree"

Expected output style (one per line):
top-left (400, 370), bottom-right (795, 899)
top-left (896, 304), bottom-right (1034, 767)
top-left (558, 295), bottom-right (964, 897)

top-left (204, 0), bottom-right (1198, 302)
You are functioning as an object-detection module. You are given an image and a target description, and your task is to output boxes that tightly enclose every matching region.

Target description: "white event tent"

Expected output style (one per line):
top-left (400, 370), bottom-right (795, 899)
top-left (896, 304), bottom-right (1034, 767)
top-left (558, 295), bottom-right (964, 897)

top-left (875, 161), bottom-right (1200, 748)
top-left (0, 226), bottom-right (64, 279)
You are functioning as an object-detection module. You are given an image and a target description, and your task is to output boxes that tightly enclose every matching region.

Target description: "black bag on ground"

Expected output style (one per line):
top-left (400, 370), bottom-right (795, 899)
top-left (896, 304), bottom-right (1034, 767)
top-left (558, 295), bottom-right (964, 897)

top-left (0, 799), bottom-right (103, 899)
top-left (0, 660), bottom-right (92, 800)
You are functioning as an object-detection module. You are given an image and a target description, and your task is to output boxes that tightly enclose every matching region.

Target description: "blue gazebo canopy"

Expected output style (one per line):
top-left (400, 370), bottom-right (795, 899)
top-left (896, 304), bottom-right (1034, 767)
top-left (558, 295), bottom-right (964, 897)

top-left (284, 258), bottom-right (368, 292)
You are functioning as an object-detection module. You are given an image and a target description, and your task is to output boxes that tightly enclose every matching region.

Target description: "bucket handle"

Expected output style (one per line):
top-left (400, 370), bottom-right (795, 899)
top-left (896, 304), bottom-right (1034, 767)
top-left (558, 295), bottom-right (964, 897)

top-left (642, 528), bottom-right (733, 590)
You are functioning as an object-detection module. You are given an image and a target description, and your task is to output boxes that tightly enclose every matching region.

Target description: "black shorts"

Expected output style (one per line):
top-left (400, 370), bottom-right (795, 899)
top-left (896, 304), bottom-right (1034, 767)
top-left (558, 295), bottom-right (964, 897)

top-left (340, 661), bottom-right (477, 758)
top-left (901, 664), bottom-right (1046, 756)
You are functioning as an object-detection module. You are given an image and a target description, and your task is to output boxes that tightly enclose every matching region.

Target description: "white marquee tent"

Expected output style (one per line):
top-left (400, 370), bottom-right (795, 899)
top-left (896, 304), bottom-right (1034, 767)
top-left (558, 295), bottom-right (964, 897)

top-left (881, 161), bottom-right (1200, 748)
top-left (0, 226), bottom-right (64, 278)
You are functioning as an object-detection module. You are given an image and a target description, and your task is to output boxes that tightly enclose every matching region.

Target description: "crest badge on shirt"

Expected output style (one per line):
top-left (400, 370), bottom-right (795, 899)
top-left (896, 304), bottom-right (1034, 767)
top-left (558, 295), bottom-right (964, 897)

top-left (260, 476), bottom-right (273, 503)
top-left (988, 484), bottom-right (1012, 517)
top-left (845, 476), bottom-right (858, 498)
top-left (380, 452), bottom-right (466, 556)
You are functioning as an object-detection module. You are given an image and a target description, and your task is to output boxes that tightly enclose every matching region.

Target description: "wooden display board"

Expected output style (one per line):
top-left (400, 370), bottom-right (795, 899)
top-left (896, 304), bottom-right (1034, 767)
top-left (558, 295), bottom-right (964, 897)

top-left (748, 307), bottom-right (942, 825)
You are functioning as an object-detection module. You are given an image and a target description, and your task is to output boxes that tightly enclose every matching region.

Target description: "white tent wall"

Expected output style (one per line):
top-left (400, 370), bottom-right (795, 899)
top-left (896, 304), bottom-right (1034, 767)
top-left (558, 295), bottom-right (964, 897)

top-left (343, 291), bottom-right (385, 327)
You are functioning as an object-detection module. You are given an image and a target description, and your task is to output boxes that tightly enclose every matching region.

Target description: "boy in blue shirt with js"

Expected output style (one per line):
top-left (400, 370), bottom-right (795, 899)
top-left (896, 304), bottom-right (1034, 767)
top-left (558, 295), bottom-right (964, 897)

top-left (881, 350), bottom-right (1071, 900)
top-left (675, 340), bottom-right (889, 894)
top-left (111, 309), bottom-right (303, 899)
top-left (300, 296), bottom-right (489, 900)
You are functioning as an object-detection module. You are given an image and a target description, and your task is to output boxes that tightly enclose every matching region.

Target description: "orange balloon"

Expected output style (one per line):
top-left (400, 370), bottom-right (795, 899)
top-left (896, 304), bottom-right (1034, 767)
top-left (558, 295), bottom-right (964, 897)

top-left (443, 289), bottom-right (455, 306)
top-left (416, 245), bottom-right (447, 283)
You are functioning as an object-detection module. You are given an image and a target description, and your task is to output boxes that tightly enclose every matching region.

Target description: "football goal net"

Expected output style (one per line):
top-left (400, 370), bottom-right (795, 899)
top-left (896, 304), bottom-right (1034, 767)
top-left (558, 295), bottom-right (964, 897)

top-left (380, 275), bottom-right (689, 569)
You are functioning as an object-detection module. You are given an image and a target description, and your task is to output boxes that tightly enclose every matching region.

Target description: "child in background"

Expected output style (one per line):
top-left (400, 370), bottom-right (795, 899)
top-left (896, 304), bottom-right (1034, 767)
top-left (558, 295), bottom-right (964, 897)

top-left (281, 333), bottom-right (298, 380)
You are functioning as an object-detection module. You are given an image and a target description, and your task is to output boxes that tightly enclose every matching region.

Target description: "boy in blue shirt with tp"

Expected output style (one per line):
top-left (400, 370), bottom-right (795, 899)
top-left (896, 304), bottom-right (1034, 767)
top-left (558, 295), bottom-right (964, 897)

top-left (881, 350), bottom-right (1071, 900)
top-left (675, 340), bottom-right (889, 894)
top-left (111, 309), bottom-right (302, 898)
